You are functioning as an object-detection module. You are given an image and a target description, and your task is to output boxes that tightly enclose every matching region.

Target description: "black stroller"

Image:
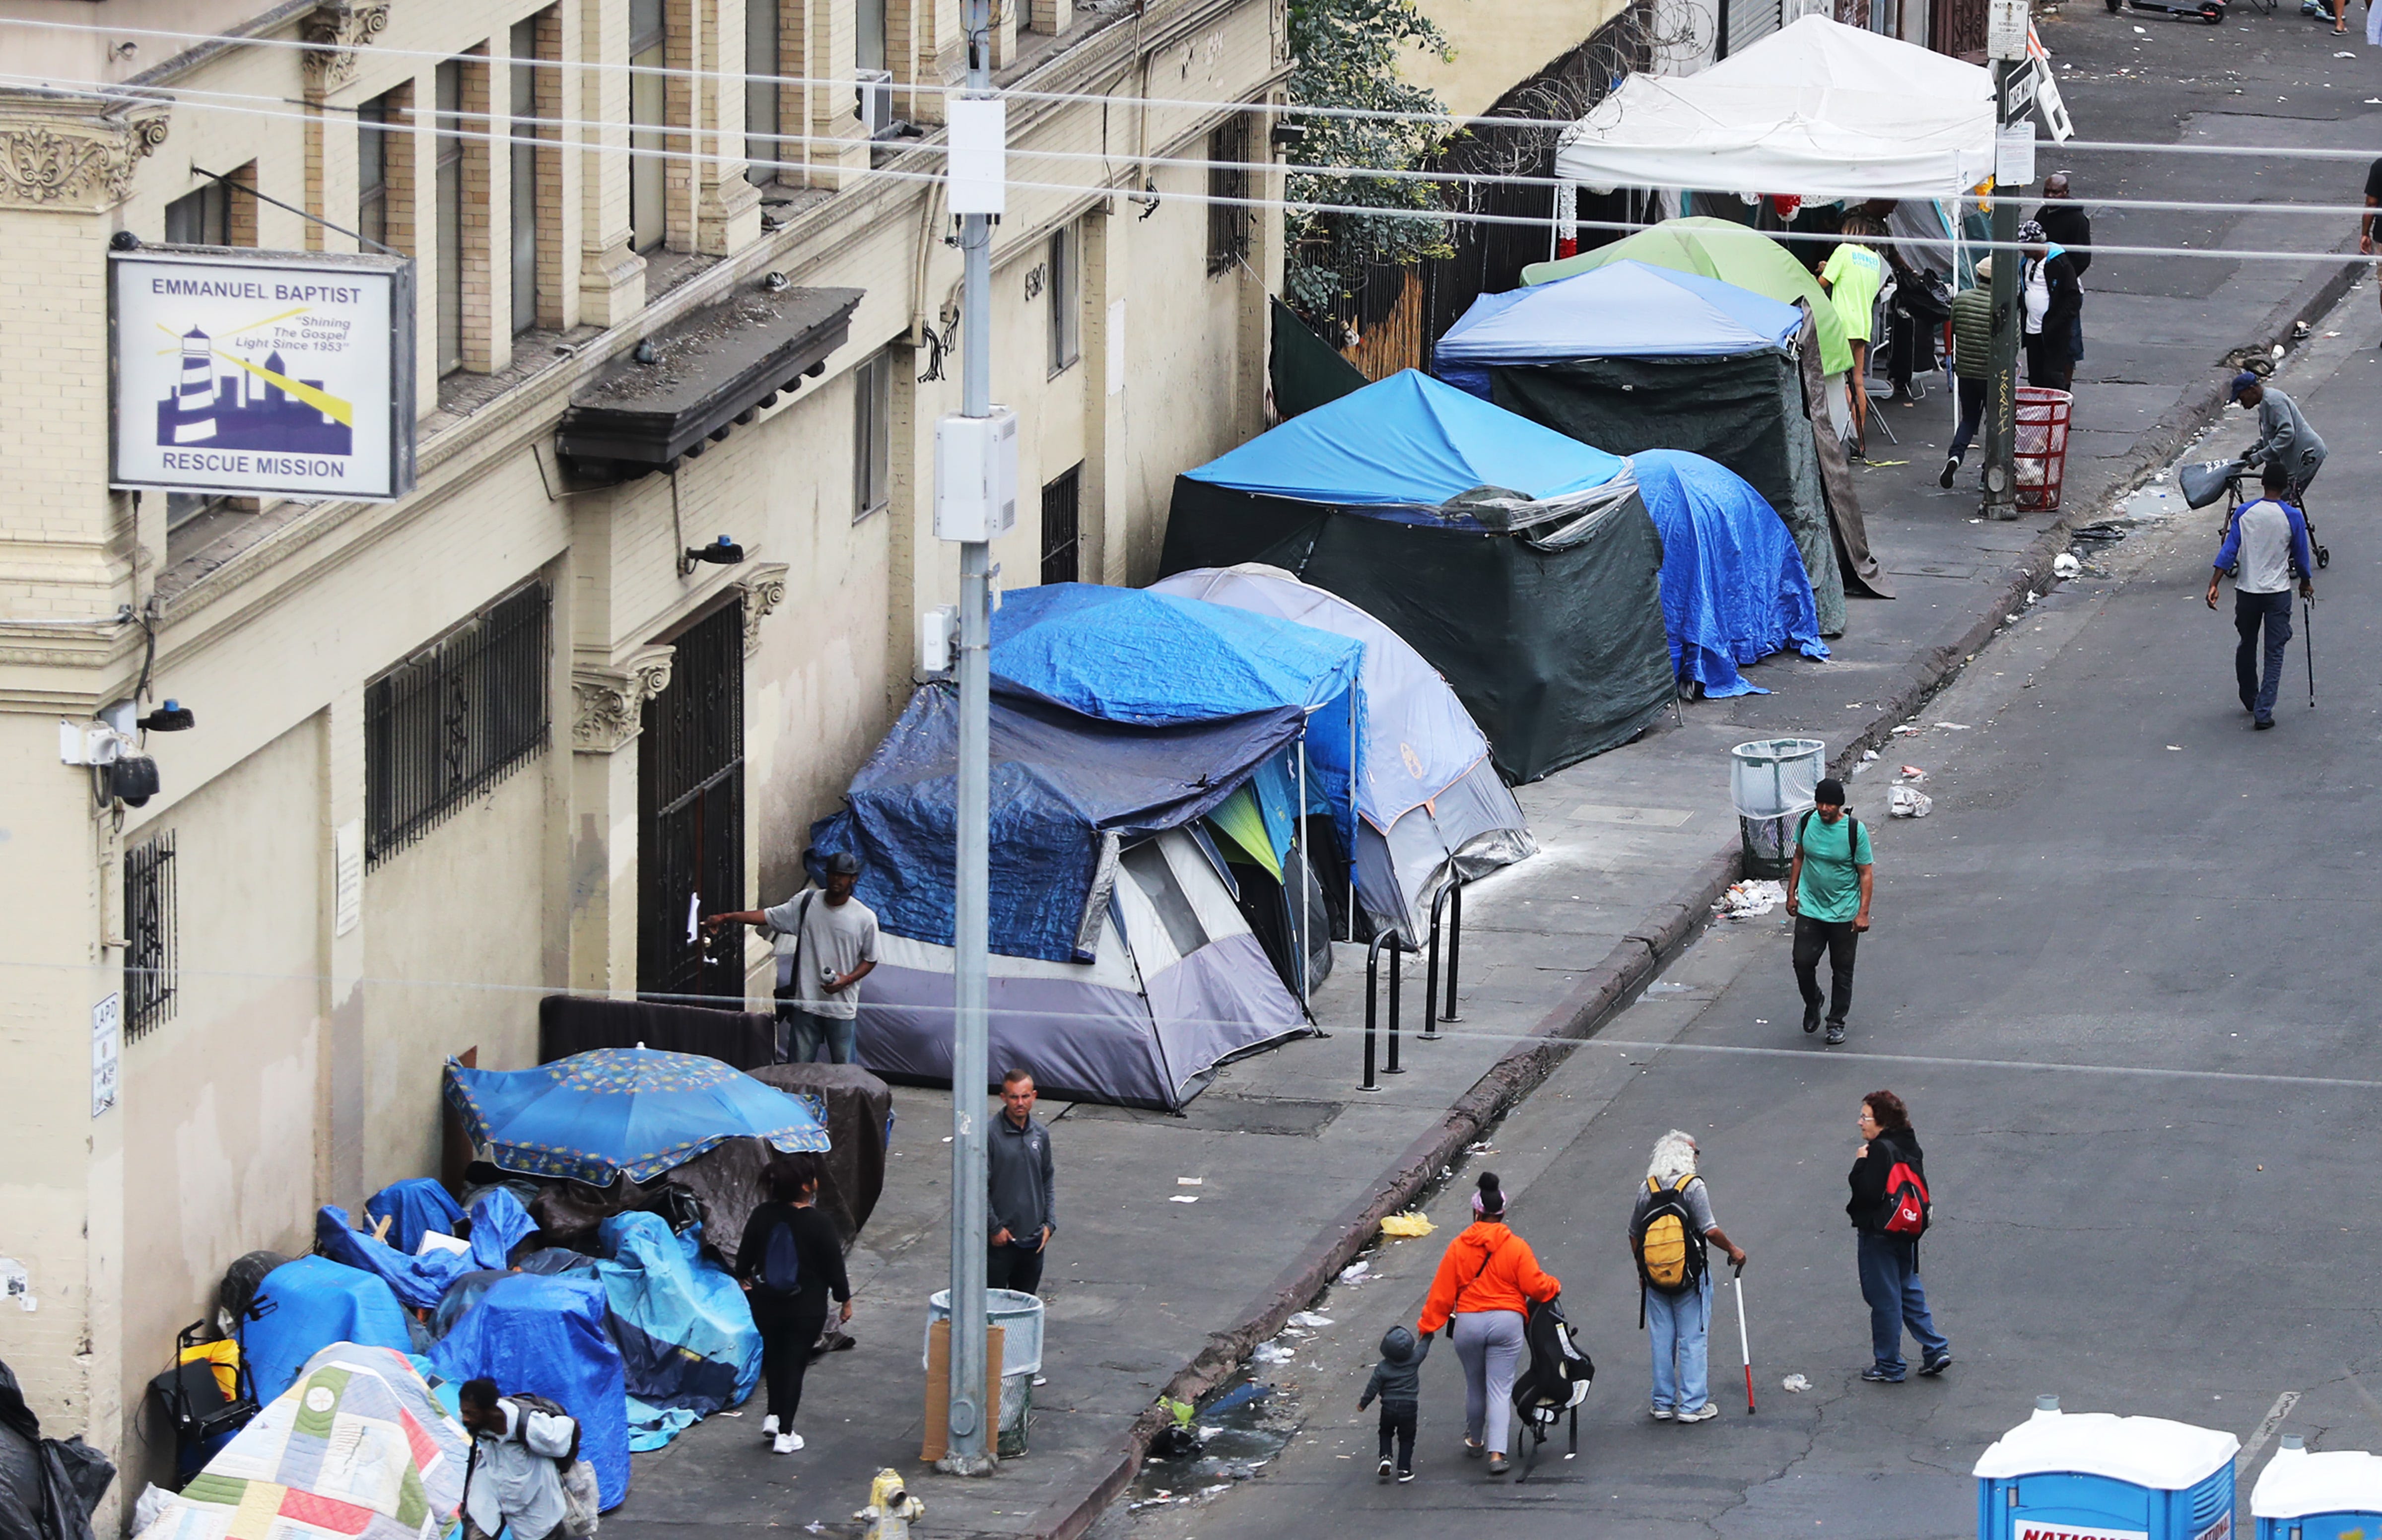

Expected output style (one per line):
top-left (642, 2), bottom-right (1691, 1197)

top-left (1510, 1296), bottom-right (1594, 1477)
top-left (2178, 459), bottom-right (2329, 568)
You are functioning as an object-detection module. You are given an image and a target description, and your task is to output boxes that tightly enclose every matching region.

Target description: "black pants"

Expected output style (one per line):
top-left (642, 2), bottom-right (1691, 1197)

top-left (988, 1240), bottom-right (1046, 1296)
top-left (1947, 377), bottom-right (1987, 462)
top-left (2234, 589), bottom-right (2295, 722)
top-left (1376, 1402), bottom-right (1417, 1472)
top-left (1793, 916), bottom-right (1859, 1025)
top-left (2026, 339), bottom-right (2074, 392)
top-left (752, 1290), bottom-right (830, 1426)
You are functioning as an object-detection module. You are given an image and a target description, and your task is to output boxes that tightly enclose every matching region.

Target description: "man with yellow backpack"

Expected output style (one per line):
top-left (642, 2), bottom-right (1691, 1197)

top-left (1628, 1131), bottom-right (1748, 1424)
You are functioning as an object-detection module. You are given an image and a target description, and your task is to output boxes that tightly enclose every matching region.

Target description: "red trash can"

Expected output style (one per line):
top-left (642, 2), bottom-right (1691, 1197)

top-left (2014, 386), bottom-right (2073, 513)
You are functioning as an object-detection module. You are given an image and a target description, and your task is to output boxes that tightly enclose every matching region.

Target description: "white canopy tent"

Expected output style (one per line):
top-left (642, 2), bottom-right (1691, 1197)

top-left (1555, 17), bottom-right (1996, 201)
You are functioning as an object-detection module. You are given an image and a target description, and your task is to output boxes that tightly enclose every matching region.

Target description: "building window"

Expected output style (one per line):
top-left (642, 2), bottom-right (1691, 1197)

top-left (124, 831), bottom-right (178, 1040)
top-left (854, 352), bottom-right (891, 521)
top-left (1047, 223), bottom-right (1080, 376)
top-left (434, 59), bottom-right (466, 374)
top-left (1207, 117), bottom-right (1250, 276)
top-left (510, 20), bottom-right (541, 333)
top-left (358, 93), bottom-right (394, 249)
top-left (745, 0), bottom-right (779, 185)
top-left (164, 182), bottom-right (229, 246)
top-left (1040, 464), bottom-right (1081, 586)
top-left (365, 581), bottom-right (552, 868)
top-left (629, 0), bottom-right (667, 253)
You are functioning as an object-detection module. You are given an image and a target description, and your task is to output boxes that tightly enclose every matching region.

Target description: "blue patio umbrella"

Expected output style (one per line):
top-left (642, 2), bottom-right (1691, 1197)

top-left (442, 1047), bottom-right (830, 1186)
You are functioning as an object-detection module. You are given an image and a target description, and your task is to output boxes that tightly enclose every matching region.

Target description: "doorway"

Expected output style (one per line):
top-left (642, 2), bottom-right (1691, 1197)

top-left (638, 597), bottom-right (746, 1001)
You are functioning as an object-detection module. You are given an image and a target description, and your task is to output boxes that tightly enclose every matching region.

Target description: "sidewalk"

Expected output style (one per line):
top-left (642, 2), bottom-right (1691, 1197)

top-left (598, 31), bottom-right (2367, 1533)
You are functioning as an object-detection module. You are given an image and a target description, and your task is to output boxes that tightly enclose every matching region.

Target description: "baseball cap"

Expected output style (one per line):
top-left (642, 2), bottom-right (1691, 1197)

top-left (2229, 371), bottom-right (2261, 401)
top-left (825, 851), bottom-right (863, 876)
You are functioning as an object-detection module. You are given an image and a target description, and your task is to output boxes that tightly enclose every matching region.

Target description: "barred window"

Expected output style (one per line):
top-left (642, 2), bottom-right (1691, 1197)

top-left (1206, 117), bottom-right (1250, 276)
top-left (1041, 463), bottom-right (1081, 586)
top-left (366, 581), bottom-right (551, 867)
top-left (125, 831), bottom-right (178, 1039)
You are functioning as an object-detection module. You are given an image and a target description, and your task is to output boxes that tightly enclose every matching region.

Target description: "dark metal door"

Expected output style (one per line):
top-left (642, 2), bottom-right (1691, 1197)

top-left (638, 597), bottom-right (746, 1001)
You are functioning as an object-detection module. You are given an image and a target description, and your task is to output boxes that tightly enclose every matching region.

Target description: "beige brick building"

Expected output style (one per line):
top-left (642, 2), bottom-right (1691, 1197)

top-left (0, 0), bottom-right (1283, 1513)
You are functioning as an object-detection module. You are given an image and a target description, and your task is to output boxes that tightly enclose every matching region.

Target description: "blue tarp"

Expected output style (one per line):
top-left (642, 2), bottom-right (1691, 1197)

top-left (363, 1178), bottom-right (465, 1256)
top-left (814, 684), bottom-right (1301, 962)
top-left (1633, 449), bottom-right (1829, 696)
top-left (592, 1213), bottom-right (759, 1443)
top-left (430, 1274), bottom-right (631, 1510)
top-left (315, 1205), bottom-right (473, 1312)
top-left (467, 1187), bottom-right (537, 1271)
top-left (990, 583), bottom-right (1365, 855)
top-left (443, 1048), bottom-right (831, 1186)
top-left (240, 1256), bottom-right (415, 1405)
top-left (1182, 369), bottom-right (1626, 507)
top-left (1433, 261), bottom-right (1806, 398)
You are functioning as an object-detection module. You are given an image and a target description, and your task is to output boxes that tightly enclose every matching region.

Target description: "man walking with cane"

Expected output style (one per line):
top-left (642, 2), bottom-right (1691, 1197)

top-left (2207, 459), bottom-right (2315, 731)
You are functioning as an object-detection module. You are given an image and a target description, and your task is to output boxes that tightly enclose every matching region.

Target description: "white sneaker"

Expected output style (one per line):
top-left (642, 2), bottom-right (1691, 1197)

top-left (760, 1415), bottom-right (779, 1437)
top-left (1677, 1404), bottom-right (1720, 1424)
top-left (1649, 1405), bottom-right (1674, 1421)
top-left (772, 1432), bottom-right (803, 1454)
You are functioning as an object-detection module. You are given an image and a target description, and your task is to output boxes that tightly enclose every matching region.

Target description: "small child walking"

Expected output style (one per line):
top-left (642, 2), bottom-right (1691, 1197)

top-left (1358, 1324), bottom-right (1430, 1482)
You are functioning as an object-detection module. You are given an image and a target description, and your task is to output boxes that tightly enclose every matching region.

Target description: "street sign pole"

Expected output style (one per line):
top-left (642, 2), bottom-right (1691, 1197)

top-left (944, 0), bottom-right (998, 1475)
top-left (1983, 0), bottom-right (2030, 522)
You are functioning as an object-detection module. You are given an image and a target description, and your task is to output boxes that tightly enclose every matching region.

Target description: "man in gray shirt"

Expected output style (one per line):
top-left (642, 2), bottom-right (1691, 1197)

top-left (987, 1069), bottom-right (1058, 1296)
top-left (2230, 374), bottom-right (2327, 501)
top-left (706, 852), bottom-right (880, 1063)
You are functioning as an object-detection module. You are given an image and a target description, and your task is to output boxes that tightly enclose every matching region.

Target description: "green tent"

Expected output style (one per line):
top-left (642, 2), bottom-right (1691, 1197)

top-left (1521, 217), bottom-right (1853, 377)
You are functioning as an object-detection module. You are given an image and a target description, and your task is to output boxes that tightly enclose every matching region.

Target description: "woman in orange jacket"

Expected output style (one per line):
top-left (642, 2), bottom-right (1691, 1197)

top-left (1415, 1171), bottom-right (1562, 1475)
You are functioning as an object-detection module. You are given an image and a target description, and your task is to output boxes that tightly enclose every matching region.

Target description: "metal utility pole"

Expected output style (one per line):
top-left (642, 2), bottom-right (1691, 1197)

top-left (1982, 0), bottom-right (2030, 522)
top-left (936, 0), bottom-right (1010, 1475)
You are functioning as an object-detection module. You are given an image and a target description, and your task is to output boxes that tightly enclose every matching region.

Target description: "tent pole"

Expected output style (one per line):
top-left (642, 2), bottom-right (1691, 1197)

top-left (1298, 726), bottom-right (1310, 1007)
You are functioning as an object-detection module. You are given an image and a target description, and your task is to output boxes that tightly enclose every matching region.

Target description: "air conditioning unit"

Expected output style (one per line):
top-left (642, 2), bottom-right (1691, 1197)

top-left (857, 69), bottom-right (894, 138)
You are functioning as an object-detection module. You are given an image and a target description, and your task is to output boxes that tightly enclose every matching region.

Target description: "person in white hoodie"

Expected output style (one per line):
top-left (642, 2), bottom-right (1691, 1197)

top-left (2206, 458), bottom-right (2315, 730)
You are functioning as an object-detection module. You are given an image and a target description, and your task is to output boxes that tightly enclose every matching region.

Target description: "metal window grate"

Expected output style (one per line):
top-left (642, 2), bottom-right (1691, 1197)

top-left (1041, 463), bottom-right (1082, 586)
top-left (637, 598), bottom-right (746, 1001)
top-left (124, 831), bottom-right (178, 1039)
top-left (366, 581), bottom-right (551, 868)
top-left (1207, 118), bottom-right (1250, 276)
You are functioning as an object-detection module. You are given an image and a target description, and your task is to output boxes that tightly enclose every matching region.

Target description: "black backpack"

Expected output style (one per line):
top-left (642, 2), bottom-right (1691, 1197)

top-left (1797, 808), bottom-right (1860, 856)
top-left (754, 1217), bottom-right (803, 1296)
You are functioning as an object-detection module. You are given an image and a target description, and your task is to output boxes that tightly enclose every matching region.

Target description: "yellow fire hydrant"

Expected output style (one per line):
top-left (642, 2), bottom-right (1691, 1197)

top-left (857, 1469), bottom-right (924, 1540)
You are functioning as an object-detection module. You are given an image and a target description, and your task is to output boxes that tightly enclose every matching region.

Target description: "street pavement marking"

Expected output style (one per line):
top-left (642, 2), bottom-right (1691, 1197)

top-left (2238, 1390), bottom-right (2300, 1473)
top-left (1565, 803), bottom-right (1695, 827)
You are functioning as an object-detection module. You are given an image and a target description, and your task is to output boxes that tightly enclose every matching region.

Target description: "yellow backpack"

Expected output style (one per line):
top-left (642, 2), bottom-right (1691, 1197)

top-left (1633, 1175), bottom-right (1705, 1295)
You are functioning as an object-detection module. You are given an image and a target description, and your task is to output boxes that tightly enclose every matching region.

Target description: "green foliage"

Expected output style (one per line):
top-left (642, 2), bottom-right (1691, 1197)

top-left (1284, 0), bottom-right (1455, 319)
top-left (1159, 1396), bottom-right (1197, 1427)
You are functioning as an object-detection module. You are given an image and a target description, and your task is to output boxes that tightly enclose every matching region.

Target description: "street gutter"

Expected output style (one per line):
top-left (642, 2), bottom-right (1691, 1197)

top-left (1025, 250), bottom-right (2364, 1540)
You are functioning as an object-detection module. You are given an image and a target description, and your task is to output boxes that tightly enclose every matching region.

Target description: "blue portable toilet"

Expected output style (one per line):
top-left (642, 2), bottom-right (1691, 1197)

top-left (1976, 1395), bottom-right (2240, 1540)
top-left (2252, 1435), bottom-right (2382, 1539)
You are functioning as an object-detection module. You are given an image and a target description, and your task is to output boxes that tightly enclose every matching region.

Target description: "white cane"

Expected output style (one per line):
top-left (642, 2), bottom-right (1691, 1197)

top-left (1733, 1263), bottom-right (1755, 1415)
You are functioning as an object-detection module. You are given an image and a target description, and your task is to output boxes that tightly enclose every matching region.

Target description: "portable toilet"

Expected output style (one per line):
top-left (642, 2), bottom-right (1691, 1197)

top-left (1976, 1396), bottom-right (2240, 1540)
top-left (2252, 1435), bottom-right (2382, 1539)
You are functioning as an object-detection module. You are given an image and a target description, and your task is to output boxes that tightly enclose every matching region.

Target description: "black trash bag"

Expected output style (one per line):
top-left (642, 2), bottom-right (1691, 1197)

top-left (2178, 459), bottom-right (2241, 510)
top-left (0, 1359), bottom-right (113, 1540)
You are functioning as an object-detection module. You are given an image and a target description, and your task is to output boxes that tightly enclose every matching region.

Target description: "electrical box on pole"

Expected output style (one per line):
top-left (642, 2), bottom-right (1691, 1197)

top-left (947, 99), bottom-right (1008, 216)
top-left (934, 410), bottom-right (1019, 542)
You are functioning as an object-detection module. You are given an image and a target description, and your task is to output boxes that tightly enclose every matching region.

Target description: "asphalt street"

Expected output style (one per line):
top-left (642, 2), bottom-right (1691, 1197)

top-left (1103, 133), bottom-right (2382, 1540)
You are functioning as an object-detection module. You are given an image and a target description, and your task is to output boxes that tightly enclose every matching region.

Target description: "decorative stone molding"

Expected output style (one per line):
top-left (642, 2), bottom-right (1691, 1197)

top-left (0, 96), bottom-right (169, 211)
top-left (733, 564), bottom-right (789, 658)
top-left (571, 644), bottom-right (675, 753)
top-left (300, 0), bottom-right (393, 99)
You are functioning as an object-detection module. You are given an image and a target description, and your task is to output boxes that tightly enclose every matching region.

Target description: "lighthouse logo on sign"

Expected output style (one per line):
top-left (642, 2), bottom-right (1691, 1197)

top-left (158, 324), bottom-right (354, 458)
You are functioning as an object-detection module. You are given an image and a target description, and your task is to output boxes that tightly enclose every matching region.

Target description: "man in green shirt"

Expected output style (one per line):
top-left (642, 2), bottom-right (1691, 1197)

top-left (1820, 217), bottom-right (1888, 457)
top-left (1784, 778), bottom-right (1873, 1045)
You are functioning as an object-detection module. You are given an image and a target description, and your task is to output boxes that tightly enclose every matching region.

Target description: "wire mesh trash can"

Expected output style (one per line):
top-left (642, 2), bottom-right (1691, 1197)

top-left (2252, 1437), bottom-right (2382, 1539)
top-left (1730, 738), bottom-right (1826, 879)
top-left (926, 1288), bottom-right (1045, 1456)
top-left (2014, 386), bottom-right (2074, 514)
top-left (1974, 1396), bottom-right (2238, 1540)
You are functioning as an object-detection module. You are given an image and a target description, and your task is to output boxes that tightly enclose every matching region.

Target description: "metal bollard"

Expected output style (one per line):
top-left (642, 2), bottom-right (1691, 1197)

top-left (1424, 874), bottom-right (1465, 1037)
top-left (1362, 930), bottom-right (1411, 1091)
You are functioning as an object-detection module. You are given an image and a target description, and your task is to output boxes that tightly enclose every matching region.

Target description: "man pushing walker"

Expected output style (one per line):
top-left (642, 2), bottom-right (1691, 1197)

top-left (2207, 460), bottom-right (2315, 731)
top-left (2229, 374), bottom-right (2327, 515)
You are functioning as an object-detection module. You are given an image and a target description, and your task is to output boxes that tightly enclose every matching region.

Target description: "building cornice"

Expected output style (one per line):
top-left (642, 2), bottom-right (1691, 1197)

top-left (0, 94), bottom-right (170, 212)
top-left (299, 0), bottom-right (393, 101)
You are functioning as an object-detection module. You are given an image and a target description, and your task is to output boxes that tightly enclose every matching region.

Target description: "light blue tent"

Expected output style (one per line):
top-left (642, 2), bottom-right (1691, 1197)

top-left (591, 1213), bottom-right (760, 1442)
top-left (1433, 260), bottom-right (1804, 397)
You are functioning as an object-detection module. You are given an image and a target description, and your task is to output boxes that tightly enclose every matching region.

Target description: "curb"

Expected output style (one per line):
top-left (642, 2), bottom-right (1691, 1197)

top-left (1027, 255), bottom-right (2368, 1540)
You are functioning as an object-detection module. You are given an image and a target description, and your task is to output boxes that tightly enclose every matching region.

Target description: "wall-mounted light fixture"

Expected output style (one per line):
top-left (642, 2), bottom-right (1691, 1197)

top-left (678, 534), bottom-right (746, 577)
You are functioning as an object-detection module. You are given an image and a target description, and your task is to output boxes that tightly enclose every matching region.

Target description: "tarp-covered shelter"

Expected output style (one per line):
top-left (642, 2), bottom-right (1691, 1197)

top-left (1631, 451), bottom-right (1829, 696)
top-left (851, 823), bottom-right (1308, 1111)
top-left (1552, 17), bottom-right (1996, 204)
top-left (240, 1259), bottom-right (415, 1406)
top-left (1437, 259), bottom-right (1850, 633)
top-left (1150, 565), bottom-right (1535, 939)
top-left (1160, 370), bottom-right (1673, 783)
top-left (429, 1275), bottom-right (630, 1508)
top-left (590, 1212), bottom-right (759, 1426)
top-left (1516, 223), bottom-right (1891, 609)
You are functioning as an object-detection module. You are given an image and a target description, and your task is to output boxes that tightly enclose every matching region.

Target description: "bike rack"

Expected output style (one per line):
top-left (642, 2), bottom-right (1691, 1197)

top-left (1361, 930), bottom-right (1415, 1091)
top-left (1422, 873), bottom-right (1464, 1039)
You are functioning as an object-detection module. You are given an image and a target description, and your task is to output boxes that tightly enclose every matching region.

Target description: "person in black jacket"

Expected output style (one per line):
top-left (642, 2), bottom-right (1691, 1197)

top-left (2035, 174), bottom-right (2091, 279)
top-left (1357, 1324), bottom-right (1431, 1482)
top-left (736, 1153), bottom-right (854, 1454)
top-left (2019, 220), bottom-right (2083, 394)
top-left (1846, 1091), bottom-right (1949, 1384)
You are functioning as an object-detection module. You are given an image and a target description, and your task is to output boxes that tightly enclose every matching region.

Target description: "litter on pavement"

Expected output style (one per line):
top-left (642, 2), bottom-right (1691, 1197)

top-left (1890, 787), bottom-right (1933, 818)
top-left (1897, 766), bottom-right (1927, 782)
top-left (1338, 1261), bottom-right (1371, 1284)
top-left (1714, 879), bottom-right (1787, 919)
top-left (1287, 1312), bottom-right (1334, 1328)
top-left (1378, 1211), bottom-right (1435, 1238)
top-left (1782, 1374), bottom-right (1811, 1393)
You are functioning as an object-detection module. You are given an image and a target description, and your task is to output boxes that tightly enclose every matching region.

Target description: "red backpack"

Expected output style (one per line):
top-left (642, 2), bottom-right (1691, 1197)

top-left (1881, 1158), bottom-right (1930, 1237)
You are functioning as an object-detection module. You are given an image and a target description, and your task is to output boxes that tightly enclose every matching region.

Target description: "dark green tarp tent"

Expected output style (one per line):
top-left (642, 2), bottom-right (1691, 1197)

top-left (1161, 371), bottom-right (1674, 783)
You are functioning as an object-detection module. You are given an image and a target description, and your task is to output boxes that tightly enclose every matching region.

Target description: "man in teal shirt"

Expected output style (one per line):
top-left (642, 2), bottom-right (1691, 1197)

top-left (1784, 778), bottom-right (1873, 1045)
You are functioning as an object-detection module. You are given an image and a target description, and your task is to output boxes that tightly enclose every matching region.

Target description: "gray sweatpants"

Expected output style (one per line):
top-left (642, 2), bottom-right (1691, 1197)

top-left (1451, 1310), bottom-right (1525, 1454)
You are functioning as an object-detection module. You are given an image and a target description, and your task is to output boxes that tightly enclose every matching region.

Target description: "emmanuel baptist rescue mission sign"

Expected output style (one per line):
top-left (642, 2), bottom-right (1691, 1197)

top-left (110, 246), bottom-right (415, 502)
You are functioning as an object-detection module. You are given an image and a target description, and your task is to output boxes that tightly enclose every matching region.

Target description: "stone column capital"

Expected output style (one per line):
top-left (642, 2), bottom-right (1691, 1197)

top-left (732, 562), bottom-right (789, 658)
top-left (571, 643), bottom-right (676, 753)
top-left (300, 0), bottom-right (393, 100)
top-left (0, 94), bottom-right (170, 212)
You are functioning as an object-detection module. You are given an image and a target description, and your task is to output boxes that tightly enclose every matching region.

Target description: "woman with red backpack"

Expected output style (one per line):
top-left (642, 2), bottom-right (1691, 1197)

top-left (1415, 1172), bottom-right (1563, 1476)
top-left (1846, 1091), bottom-right (1950, 1384)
